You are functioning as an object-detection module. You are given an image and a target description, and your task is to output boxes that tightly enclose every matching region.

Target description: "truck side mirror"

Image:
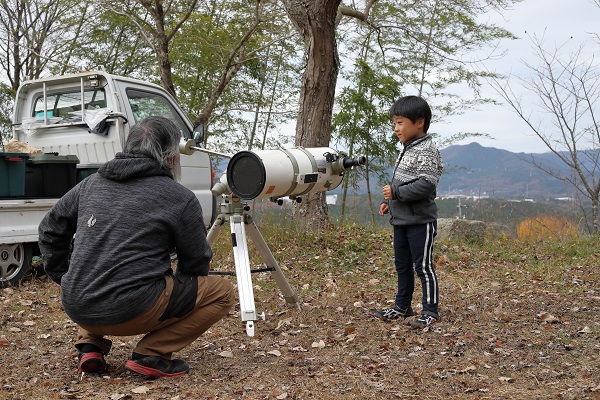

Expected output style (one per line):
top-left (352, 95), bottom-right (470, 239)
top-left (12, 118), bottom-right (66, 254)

top-left (193, 124), bottom-right (205, 145)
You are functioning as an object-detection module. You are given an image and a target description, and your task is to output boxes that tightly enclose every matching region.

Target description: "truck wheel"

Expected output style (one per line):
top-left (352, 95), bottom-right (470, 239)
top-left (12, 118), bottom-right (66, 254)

top-left (0, 243), bottom-right (33, 289)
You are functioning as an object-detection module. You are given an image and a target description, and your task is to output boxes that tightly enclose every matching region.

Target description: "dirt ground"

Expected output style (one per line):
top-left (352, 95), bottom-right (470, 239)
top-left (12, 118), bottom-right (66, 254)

top-left (0, 235), bottom-right (599, 399)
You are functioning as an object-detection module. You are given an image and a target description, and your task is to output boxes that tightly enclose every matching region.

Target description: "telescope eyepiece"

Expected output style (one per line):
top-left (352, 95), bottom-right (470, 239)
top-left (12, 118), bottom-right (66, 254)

top-left (342, 155), bottom-right (367, 169)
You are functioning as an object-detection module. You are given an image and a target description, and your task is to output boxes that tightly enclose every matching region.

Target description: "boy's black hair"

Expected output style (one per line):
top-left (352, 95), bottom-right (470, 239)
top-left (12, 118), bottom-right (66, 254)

top-left (389, 96), bottom-right (432, 133)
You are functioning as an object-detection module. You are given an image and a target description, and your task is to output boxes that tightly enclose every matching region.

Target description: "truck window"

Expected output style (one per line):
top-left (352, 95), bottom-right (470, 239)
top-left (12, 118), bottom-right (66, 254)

top-left (33, 89), bottom-right (107, 119)
top-left (126, 89), bottom-right (192, 139)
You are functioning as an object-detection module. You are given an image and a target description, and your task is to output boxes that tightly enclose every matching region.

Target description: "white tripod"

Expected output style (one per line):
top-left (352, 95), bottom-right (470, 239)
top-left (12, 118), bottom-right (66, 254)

top-left (206, 194), bottom-right (300, 336)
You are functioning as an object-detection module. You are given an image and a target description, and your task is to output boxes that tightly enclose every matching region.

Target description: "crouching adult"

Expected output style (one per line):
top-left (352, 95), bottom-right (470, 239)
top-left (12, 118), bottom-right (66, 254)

top-left (38, 116), bottom-right (234, 378)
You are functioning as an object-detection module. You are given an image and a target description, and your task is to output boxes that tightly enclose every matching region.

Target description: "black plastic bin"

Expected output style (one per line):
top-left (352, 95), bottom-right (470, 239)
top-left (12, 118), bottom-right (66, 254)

top-left (25, 154), bottom-right (80, 198)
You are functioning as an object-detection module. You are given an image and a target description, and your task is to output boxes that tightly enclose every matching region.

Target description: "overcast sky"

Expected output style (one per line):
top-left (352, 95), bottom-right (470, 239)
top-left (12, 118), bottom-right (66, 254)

top-left (438, 0), bottom-right (599, 154)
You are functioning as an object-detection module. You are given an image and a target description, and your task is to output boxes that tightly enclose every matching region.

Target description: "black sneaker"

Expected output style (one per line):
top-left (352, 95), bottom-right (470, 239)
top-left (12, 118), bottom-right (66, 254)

top-left (373, 305), bottom-right (416, 320)
top-left (77, 351), bottom-right (107, 374)
top-left (410, 312), bottom-right (440, 329)
top-left (125, 356), bottom-right (189, 378)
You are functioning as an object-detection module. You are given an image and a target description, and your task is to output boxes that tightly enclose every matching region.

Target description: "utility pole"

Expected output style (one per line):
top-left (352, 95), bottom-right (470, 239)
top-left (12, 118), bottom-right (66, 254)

top-left (457, 197), bottom-right (467, 219)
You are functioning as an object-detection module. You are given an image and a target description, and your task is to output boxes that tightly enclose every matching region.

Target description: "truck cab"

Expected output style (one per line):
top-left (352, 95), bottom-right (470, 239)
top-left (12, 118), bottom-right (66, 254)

top-left (1, 70), bottom-right (216, 288)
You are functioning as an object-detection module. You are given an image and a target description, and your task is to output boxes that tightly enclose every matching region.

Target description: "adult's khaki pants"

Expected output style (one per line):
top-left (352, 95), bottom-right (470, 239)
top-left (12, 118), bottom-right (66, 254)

top-left (76, 275), bottom-right (234, 360)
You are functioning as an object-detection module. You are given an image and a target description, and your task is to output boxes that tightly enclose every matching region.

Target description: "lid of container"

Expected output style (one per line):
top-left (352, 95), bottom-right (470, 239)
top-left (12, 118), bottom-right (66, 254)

top-left (1, 152), bottom-right (29, 159)
top-left (29, 154), bottom-right (80, 164)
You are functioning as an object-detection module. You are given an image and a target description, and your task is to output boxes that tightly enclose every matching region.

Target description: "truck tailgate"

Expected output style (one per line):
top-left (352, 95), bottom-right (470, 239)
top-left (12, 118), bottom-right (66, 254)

top-left (0, 199), bottom-right (58, 244)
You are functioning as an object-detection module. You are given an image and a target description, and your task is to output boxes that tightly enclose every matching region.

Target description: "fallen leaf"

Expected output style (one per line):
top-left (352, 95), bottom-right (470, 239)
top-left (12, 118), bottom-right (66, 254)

top-left (267, 350), bottom-right (281, 357)
top-left (460, 365), bottom-right (476, 373)
top-left (219, 351), bottom-right (234, 358)
top-left (110, 394), bottom-right (126, 400)
top-left (131, 386), bottom-right (149, 394)
top-left (537, 312), bottom-right (560, 323)
top-left (0, 338), bottom-right (9, 346)
top-left (311, 340), bottom-right (325, 348)
top-left (23, 320), bottom-right (35, 326)
top-left (498, 376), bottom-right (513, 383)
top-left (276, 318), bottom-right (292, 330)
top-left (578, 326), bottom-right (592, 334)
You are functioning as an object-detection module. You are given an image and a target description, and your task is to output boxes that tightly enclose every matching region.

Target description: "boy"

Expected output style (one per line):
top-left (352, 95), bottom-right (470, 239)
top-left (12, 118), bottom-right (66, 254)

top-left (374, 95), bottom-right (443, 329)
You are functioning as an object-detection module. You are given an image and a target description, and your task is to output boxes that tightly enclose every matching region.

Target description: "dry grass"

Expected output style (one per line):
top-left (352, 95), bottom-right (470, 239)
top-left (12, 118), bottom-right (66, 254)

top-left (0, 223), bottom-right (598, 399)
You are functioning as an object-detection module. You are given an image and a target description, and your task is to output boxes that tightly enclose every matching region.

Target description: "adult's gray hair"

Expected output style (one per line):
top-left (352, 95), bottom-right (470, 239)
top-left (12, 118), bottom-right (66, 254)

top-left (124, 116), bottom-right (180, 171)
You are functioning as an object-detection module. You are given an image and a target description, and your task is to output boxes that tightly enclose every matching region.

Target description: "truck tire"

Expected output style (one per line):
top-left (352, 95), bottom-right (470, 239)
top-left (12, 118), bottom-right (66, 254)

top-left (0, 243), bottom-right (33, 289)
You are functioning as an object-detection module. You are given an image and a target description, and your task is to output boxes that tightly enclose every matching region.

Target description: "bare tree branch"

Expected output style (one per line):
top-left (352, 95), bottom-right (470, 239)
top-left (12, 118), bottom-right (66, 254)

top-left (488, 34), bottom-right (600, 233)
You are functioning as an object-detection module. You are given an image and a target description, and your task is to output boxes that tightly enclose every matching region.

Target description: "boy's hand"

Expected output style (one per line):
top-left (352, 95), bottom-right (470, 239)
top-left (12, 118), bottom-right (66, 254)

top-left (379, 202), bottom-right (389, 216)
top-left (383, 185), bottom-right (393, 200)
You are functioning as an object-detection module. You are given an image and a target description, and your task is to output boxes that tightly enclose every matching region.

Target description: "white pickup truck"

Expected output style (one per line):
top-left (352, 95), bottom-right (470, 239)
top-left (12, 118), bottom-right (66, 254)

top-left (0, 71), bottom-right (216, 288)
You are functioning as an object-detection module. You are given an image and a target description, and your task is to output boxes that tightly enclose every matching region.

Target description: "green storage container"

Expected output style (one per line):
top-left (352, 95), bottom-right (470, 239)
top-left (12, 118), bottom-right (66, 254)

top-left (25, 154), bottom-right (79, 198)
top-left (76, 167), bottom-right (99, 183)
top-left (0, 152), bottom-right (29, 197)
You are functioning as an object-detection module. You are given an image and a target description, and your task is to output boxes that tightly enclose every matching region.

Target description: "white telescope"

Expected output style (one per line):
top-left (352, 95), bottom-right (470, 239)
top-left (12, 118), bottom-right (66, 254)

top-left (217, 147), bottom-right (366, 201)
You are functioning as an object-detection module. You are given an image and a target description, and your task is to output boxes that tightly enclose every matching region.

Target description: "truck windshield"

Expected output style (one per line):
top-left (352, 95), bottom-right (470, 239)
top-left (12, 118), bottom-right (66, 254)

top-left (126, 89), bottom-right (192, 139)
top-left (33, 89), bottom-right (107, 119)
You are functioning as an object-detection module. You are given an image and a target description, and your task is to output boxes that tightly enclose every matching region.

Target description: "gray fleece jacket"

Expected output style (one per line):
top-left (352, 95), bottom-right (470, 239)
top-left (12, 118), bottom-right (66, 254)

top-left (38, 153), bottom-right (212, 326)
top-left (384, 134), bottom-right (443, 225)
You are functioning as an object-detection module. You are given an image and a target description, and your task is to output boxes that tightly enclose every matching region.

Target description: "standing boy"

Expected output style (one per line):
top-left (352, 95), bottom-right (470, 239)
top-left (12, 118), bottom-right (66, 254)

top-left (374, 96), bottom-right (443, 329)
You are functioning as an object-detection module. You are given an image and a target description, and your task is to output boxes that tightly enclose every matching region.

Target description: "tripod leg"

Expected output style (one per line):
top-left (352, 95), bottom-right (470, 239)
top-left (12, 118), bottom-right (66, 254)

top-left (245, 221), bottom-right (300, 310)
top-left (206, 214), bottom-right (224, 245)
top-left (229, 215), bottom-right (261, 336)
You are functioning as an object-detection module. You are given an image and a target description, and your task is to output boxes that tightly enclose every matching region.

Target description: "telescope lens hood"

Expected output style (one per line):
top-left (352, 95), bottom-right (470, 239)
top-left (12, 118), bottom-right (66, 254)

top-left (227, 151), bottom-right (266, 199)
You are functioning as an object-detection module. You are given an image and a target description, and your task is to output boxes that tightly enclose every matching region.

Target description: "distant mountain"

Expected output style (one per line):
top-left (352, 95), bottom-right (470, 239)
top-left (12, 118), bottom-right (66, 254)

top-left (438, 142), bottom-right (574, 199)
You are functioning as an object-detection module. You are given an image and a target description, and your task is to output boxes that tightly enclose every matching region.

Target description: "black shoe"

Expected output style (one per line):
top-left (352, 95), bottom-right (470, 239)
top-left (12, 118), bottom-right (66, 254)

top-left (373, 305), bottom-right (416, 321)
top-left (77, 351), bottom-right (107, 374)
top-left (410, 311), bottom-right (440, 329)
top-left (125, 356), bottom-right (189, 378)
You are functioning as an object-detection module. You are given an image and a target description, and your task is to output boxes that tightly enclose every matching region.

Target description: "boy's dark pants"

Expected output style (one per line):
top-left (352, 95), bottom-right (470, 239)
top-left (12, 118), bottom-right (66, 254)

top-left (393, 221), bottom-right (439, 315)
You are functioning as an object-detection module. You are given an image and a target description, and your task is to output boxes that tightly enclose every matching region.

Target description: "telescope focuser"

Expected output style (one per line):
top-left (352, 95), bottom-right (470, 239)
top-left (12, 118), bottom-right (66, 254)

top-left (324, 151), bottom-right (367, 175)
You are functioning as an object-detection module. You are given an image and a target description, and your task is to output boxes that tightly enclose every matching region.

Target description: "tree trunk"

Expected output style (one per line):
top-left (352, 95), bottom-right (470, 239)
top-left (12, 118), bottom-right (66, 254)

top-left (283, 0), bottom-right (341, 230)
top-left (156, 40), bottom-right (176, 99)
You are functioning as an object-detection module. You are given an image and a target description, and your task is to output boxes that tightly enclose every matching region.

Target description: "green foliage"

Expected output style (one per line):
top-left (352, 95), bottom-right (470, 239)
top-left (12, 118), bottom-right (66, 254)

top-left (332, 59), bottom-right (401, 199)
top-left (63, 6), bottom-right (155, 78)
top-left (336, 0), bottom-right (516, 134)
top-left (0, 83), bottom-right (15, 148)
top-left (170, 2), bottom-right (301, 153)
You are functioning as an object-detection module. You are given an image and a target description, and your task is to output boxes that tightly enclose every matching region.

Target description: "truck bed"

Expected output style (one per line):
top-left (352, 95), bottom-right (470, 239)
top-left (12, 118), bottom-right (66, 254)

top-left (0, 198), bottom-right (58, 244)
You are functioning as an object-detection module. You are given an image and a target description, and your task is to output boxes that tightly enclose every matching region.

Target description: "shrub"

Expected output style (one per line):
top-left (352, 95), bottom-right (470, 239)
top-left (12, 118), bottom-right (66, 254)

top-left (516, 215), bottom-right (578, 242)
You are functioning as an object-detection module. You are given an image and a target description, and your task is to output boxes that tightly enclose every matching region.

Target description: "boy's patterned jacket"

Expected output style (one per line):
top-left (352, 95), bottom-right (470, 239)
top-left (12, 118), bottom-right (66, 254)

top-left (384, 134), bottom-right (443, 226)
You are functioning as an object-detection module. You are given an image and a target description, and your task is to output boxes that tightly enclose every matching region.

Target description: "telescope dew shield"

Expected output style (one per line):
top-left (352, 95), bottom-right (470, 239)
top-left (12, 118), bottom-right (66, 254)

top-left (226, 147), bottom-right (347, 200)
